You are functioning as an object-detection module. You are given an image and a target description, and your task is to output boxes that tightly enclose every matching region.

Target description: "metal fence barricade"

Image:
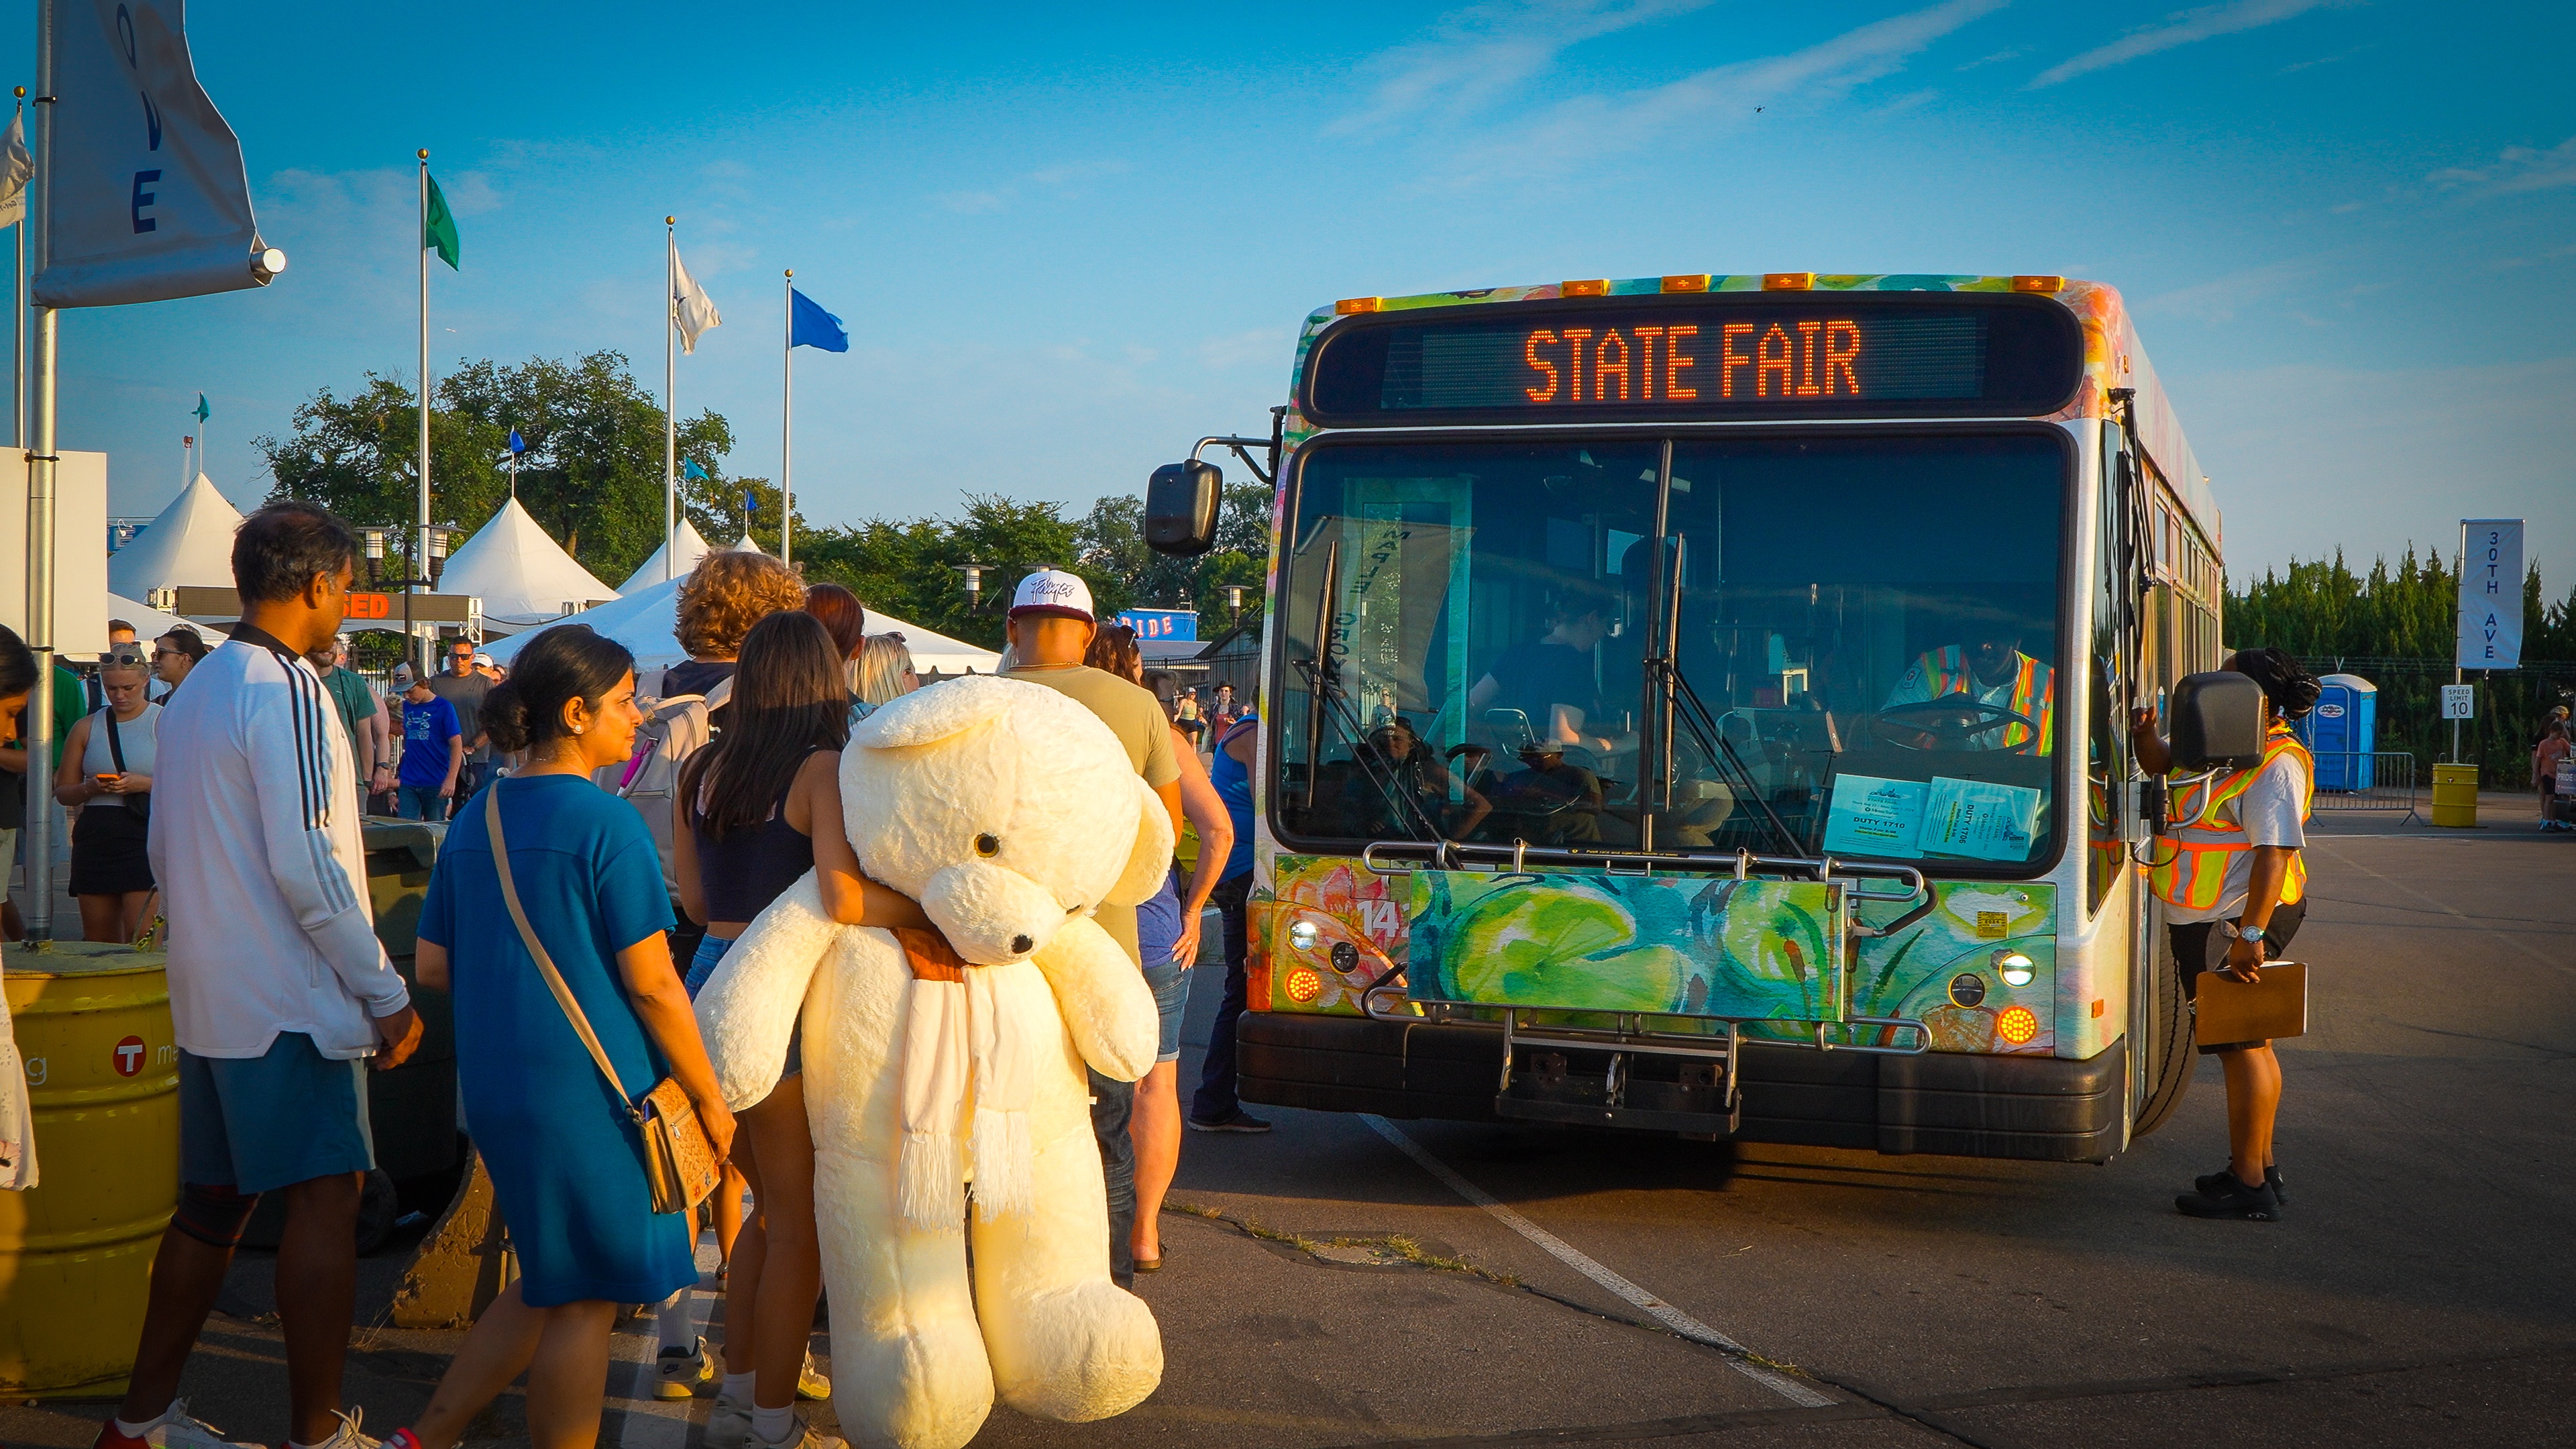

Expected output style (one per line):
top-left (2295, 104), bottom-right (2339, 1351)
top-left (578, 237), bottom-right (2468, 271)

top-left (2309, 751), bottom-right (2417, 818)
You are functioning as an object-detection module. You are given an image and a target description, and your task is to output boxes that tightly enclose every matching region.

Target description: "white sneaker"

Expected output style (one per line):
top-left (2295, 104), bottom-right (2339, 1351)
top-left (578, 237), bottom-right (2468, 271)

top-left (95, 1400), bottom-right (259, 1449)
top-left (795, 1352), bottom-right (831, 1402)
top-left (657, 1336), bottom-right (716, 1400)
top-left (751, 1414), bottom-right (845, 1449)
top-left (704, 1389), bottom-right (753, 1449)
top-left (300, 1409), bottom-right (381, 1449)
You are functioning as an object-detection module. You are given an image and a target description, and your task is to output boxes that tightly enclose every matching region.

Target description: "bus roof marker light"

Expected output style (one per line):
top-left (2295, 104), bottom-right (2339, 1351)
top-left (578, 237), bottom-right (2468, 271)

top-left (1762, 272), bottom-right (1815, 291)
top-left (1660, 274), bottom-right (1710, 293)
top-left (1335, 297), bottom-right (1383, 315)
top-left (1992, 950), bottom-right (2037, 987)
top-left (2011, 275), bottom-right (2065, 293)
top-left (1560, 279), bottom-right (1611, 297)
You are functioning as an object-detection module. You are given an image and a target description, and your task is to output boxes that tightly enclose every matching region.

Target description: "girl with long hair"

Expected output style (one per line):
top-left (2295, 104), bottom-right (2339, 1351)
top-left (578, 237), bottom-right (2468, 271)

top-left (668, 610), bottom-right (928, 1449)
top-left (400, 625), bottom-right (737, 1449)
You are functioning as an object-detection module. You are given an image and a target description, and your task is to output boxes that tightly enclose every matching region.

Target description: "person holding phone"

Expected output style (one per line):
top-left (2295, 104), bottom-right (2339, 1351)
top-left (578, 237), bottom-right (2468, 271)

top-left (56, 653), bottom-right (160, 943)
top-left (2132, 647), bottom-right (2318, 1222)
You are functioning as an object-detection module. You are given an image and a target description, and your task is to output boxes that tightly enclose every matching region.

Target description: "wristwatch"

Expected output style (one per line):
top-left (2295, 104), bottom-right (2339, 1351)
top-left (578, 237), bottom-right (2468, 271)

top-left (2234, 923), bottom-right (2267, 945)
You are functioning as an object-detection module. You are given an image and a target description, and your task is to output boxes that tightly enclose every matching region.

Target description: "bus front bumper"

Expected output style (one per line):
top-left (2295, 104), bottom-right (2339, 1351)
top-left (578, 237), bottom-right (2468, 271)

top-left (1238, 1010), bottom-right (2127, 1163)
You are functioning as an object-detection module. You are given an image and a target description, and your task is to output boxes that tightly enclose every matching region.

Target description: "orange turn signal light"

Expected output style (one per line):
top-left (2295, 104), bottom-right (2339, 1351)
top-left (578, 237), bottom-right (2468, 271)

top-left (1762, 272), bottom-right (1815, 291)
top-left (1659, 274), bottom-right (1711, 293)
top-left (1335, 297), bottom-right (1383, 315)
top-left (2012, 275), bottom-right (2065, 293)
top-left (1560, 278), bottom-right (1611, 297)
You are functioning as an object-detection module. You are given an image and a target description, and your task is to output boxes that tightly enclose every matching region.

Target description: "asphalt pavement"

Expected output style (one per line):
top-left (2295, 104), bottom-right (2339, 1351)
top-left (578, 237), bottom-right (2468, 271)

top-left (6, 794), bottom-right (2570, 1448)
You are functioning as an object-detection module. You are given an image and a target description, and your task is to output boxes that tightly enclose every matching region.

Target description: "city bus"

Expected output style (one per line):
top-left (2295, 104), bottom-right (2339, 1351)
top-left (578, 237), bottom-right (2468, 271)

top-left (1145, 273), bottom-right (2228, 1162)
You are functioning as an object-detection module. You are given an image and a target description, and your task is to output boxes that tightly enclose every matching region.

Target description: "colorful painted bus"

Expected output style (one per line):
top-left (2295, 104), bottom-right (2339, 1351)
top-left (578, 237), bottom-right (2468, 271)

top-left (1146, 274), bottom-right (2229, 1161)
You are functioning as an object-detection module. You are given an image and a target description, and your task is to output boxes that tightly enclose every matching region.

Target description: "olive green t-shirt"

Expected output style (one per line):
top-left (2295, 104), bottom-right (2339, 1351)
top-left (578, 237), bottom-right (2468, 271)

top-left (1004, 663), bottom-right (1180, 965)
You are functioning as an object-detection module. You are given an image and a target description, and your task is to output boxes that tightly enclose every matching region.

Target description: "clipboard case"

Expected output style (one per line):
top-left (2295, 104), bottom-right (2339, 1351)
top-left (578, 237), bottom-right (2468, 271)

top-left (2194, 961), bottom-right (2308, 1044)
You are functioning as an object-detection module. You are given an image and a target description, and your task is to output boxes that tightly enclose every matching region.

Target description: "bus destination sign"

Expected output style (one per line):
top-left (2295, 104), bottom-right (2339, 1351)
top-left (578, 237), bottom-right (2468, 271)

top-left (1301, 294), bottom-right (2082, 426)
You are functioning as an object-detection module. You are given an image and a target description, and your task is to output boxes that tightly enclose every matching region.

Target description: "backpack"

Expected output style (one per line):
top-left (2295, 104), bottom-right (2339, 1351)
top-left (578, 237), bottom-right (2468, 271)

top-left (596, 676), bottom-right (731, 896)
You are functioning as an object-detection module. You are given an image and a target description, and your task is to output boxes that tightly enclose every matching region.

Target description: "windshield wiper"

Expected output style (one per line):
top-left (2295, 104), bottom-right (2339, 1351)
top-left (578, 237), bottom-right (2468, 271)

top-left (1642, 534), bottom-right (1803, 855)
top-left (1292, 528), bottom-right (1453, 847)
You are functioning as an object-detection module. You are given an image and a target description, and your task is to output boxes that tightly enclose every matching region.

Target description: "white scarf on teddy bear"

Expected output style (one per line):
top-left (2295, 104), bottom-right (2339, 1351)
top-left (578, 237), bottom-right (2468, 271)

top-left (896, 930), bottom-right (1036, 1228)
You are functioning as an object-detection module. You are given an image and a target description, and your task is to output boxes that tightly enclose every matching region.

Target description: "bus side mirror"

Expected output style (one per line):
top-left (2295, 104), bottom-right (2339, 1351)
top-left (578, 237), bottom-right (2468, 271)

top-left (2169, 672), bottom-right (2266, 769)
top-left (1144, 460), bottom-right (1222, 557)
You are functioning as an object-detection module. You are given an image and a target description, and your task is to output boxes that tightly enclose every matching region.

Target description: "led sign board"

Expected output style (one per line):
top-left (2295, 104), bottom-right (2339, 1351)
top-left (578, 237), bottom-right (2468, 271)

top-left (1301, 294), bottom-right (2082, 426)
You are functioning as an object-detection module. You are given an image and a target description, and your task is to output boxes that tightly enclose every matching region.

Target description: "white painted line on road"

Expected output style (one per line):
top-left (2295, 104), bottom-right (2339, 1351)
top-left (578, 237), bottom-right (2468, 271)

top-left (2318, 843), bottom-right (2572, 975)
top-left (1358, 1114), bottom-right (1834, 1409)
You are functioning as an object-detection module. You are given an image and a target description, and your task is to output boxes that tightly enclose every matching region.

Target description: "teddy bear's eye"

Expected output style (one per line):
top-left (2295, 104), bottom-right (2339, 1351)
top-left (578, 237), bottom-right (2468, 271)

top-left (973, 833), bottom-right (1001, 858)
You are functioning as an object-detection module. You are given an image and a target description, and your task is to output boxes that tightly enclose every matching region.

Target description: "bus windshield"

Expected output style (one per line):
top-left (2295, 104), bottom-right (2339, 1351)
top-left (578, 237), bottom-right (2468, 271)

top-left (1271, 430), bottom-right (2068, 869)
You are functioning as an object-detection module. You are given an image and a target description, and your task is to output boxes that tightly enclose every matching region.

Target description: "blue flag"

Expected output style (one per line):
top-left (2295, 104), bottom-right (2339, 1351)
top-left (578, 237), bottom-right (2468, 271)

top-left (682, 459), bottom-right (710, 482)
top-left (790, 288), bottom-right (849, 353)
top-left (506, 429), bottom-right (526, 455)
top-left (744, 490), bottom-right (757, 518)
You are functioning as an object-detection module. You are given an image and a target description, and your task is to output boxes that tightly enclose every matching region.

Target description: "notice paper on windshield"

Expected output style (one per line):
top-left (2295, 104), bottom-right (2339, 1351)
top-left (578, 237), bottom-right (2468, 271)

top-left (1921, 776), bottom-right (2042, 861)
top-left (1823, 775), bottom-right (1929, 857)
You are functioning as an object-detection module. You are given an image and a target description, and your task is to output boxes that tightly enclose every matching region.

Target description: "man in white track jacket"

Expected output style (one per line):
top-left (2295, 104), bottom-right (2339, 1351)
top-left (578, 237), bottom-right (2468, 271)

top-left (103, 502), bottom-right (425, 1449)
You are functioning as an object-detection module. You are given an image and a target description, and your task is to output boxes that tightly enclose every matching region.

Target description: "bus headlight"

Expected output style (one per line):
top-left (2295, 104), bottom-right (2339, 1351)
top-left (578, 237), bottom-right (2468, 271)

top-left (1992, 950), bottom-right (2036, 987)
top-left (1290, 920), bottom-right (1320, 952)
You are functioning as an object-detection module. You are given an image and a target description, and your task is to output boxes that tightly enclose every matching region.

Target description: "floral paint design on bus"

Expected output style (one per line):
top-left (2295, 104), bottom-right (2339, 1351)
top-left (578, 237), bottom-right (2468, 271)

top-left (1249, 855), bottom-right (1412, 1015)
top-left (1254, 857), bottom-right (2059, 1056)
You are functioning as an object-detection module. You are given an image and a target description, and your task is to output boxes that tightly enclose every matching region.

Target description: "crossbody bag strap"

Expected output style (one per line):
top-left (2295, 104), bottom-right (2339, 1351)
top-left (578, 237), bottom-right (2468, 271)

top-left (103, 708), bottom-right (127, 773)
top-left (486, 785), bottom-right (637, 1114)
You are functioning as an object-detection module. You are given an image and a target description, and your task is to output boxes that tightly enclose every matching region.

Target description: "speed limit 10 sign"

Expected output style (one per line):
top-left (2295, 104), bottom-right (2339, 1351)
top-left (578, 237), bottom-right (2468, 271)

top-left (2440, 684), bottom-right (2475, 720)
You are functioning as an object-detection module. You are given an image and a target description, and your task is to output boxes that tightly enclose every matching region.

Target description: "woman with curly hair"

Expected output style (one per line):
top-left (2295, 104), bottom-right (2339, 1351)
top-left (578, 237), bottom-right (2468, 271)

top-left (663, 551), bottom-right (809, 706)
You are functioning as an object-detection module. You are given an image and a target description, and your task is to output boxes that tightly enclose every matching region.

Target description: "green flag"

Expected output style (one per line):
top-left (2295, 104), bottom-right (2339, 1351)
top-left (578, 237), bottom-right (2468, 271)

top-left (423, 171), bottom-right (460, 270)
top-left (192, 394), bottom-right (209, 423)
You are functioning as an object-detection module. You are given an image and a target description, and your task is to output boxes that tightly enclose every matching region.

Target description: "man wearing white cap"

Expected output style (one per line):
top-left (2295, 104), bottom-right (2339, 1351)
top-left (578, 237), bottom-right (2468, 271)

top-left (1001, 568), bottom-right (1182, 1289)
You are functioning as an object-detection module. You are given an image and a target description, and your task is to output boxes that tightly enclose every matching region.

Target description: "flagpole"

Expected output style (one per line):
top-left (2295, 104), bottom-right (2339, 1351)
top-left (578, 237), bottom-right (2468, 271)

top-left (675, 216), bottom-right (685, 577)
top-left (410, 151), bottom-right (433, 676)
top-left (25, 3), bottom-right (56, 941)
top-left (10, 88), bottom-right (20, 453)
top-left (781, 269), bottom-right (792, 566)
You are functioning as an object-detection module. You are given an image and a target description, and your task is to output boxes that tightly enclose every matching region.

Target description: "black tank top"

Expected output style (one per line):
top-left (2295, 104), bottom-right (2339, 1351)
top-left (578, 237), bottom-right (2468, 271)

top-left (691, 750), bottom-right (820, 926)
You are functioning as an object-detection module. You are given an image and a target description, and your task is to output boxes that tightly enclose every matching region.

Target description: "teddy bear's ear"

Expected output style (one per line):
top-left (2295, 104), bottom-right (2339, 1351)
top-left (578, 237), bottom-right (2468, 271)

top-left (851, 675), bottom-right (1015, 749)
top-left (1104, 776), bottom-right (1178, 907)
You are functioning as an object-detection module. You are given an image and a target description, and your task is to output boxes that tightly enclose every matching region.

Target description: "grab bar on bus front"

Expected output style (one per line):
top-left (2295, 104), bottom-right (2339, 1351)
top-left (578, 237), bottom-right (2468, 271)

top-left (1362, 837), bottom-right (1925, 901)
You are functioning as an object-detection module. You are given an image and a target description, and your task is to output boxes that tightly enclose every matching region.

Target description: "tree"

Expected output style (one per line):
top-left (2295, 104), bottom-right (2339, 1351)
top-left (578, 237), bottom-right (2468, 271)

top-left (260, 352), bottom-right (738, 586)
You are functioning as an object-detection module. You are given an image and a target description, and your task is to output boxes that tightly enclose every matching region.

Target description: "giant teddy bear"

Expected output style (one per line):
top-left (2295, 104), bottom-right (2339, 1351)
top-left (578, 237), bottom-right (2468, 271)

top-left (694, 676), bottom-right (1171, 1449)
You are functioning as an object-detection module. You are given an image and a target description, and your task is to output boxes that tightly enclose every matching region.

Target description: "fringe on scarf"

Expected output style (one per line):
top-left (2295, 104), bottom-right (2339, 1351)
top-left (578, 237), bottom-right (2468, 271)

top-left (970, 1104), bottom-right (1034, 1221)
top-left (898, 1131), bottom-right (965, 1230)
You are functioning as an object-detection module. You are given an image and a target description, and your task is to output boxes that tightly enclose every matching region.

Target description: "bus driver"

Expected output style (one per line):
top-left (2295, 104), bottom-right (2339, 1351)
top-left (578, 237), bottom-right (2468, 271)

top-left (1466, 591), bottom-right (1635, 760)
top-left (1882, 625), bottom-right (2056, 753)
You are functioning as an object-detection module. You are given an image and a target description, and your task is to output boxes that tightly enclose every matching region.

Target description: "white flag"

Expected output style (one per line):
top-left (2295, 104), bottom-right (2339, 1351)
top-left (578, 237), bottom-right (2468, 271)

top-left (671, 239), bottom-right (720, 354)
top-left (2456, 519), bottom-right (2524, 670)
top-left (35, 0), bottom-right (278, 307)
top-left (0, 112), bottom-right (30, 230)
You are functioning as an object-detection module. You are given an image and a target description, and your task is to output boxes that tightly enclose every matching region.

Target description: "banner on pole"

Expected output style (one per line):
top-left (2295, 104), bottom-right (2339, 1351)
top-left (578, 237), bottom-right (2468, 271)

top-left (34, 0), bottom-right (280, 307)
top-left (2455, 519), bottom-right (2524, 670)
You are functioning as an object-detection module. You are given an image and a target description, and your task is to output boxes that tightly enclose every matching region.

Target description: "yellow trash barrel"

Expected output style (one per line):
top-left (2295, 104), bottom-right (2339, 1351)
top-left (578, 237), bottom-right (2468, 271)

top-left (0, 943), bottom-right (177, 1399)
top-left (2430, 763), bottom-right (2480, 829)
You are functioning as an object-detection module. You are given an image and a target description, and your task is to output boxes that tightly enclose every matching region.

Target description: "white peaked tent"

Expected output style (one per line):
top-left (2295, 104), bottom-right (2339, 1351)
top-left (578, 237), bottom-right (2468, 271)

top-left (729, 532), bottom-right (763, 554)
top-left (437, 497), bottom-right (620, 629)
top-left (617, 517), bottom-right (713, 592)
top-left (484, 570), bottom-right (1001, 682)
top-left (107, 591), bottom-right (226, 643)
top-left (106, 473), bottom-right (243, 598)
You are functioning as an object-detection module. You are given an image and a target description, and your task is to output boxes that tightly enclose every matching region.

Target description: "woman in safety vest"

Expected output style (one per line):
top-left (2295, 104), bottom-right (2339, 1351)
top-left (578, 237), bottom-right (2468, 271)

top-left (2131, 647), bottom-right (2320, 1222)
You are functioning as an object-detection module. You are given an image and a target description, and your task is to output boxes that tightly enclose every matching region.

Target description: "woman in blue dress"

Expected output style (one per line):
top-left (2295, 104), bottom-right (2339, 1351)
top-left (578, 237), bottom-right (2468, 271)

top-left (396, 625), bottom-right (737, 1449)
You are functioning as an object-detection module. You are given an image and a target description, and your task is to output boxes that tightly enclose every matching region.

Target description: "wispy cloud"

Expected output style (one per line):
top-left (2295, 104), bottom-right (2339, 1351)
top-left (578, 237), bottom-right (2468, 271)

top-left (2031, 0), bottom-right (2350, 89)
top-left (1430, 0), bottom-right (2006, 184)
top-left (934, 159), bottom-right (1130, 215)
top-left (2428, 137), bottom-right (2576, 199)
top-left (1333, 0), bottom-right (1718, 136)
top-left (2137, 256), bottom-right (2314, 327)
top-left (1954, 47), bottom-right (2022, 71)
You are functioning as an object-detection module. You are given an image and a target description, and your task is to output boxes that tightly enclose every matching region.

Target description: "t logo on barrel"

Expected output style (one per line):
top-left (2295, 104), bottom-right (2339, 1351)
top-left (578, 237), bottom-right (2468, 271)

top-left (113, 1035), bottom-right (147, 1077)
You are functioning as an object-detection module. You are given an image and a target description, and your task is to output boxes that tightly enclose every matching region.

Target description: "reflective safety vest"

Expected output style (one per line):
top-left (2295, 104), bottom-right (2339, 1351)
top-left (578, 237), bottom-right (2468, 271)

top-left (2148, 724), bottom-right (2313, 912)
top-left (1907, 646), bottom-right (2056, 754)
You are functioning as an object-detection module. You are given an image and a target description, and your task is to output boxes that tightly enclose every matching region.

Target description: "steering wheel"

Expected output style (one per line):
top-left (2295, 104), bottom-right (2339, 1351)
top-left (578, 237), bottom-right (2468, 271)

top-left (1868, 698), bottom-right (2043, 755)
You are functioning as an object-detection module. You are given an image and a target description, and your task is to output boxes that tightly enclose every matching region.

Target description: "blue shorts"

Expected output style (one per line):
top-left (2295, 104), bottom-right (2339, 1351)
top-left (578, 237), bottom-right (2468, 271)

top-left (1142, 959), bottom-right (1189, 1064)
top-left (686, 932), bottom-right (799, 1079)
top-left (179, 1032), bottom-right (376, 1195)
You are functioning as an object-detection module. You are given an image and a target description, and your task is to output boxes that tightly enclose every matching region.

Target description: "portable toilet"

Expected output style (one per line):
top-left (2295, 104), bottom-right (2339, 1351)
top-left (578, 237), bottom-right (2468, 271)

top-left (2304, 673), bottom-right (2376, 790)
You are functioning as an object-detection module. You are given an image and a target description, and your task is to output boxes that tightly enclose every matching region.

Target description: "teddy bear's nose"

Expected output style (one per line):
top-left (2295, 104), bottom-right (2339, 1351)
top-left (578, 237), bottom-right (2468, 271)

top-left (1010, 934), bottom-right (1034, 955)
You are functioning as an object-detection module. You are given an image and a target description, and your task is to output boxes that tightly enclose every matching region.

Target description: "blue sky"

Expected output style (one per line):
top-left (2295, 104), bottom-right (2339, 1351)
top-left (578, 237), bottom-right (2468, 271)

top-left (15, 0), bottom-right (2575, 587)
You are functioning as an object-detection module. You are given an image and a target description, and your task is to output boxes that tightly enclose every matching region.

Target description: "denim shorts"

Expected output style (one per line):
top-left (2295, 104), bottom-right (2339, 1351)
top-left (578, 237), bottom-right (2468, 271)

top-left (179, 1032), bottom-right (376, 1195)
top-left (1141, 959), bottom-right (1189, 1064)
top-left (686, 932), bottom-right (800, 1079)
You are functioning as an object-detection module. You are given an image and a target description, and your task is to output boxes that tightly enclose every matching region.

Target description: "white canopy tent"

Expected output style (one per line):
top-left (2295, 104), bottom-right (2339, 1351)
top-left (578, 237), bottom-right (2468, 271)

top-left (107, 591), bottom-right (226, 645)
top-left (436, 497), bottom-right (620, 631)
top-left (617, 517), bottom-right (713, 593)
top-left (484, 572), bottom-right (1001, 683)
top-left (106, 473), bottom-right (242, 598)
